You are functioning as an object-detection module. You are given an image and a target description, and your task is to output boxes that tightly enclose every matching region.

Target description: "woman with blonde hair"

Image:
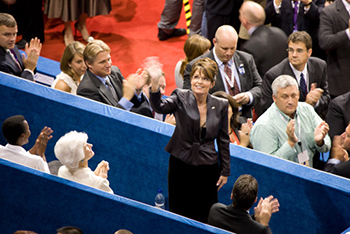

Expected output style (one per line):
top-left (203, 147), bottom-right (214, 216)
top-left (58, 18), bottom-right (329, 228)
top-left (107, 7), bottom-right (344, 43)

top-left (174, 34), bottom-right (211, 88)
top-left (54, 131), bottom-right (113, 194)
top-left (51, 42), bottom-right (86, 94)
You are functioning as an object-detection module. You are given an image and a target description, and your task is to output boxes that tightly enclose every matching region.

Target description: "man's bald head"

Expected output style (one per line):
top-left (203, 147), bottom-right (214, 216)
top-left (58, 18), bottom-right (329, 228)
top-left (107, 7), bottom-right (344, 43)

top-left (240, 1), bottom-right (265, 27)
top-left (214, 25), bottom-right (238, 44)
top-left (213, 25), bottom-right (238, 63)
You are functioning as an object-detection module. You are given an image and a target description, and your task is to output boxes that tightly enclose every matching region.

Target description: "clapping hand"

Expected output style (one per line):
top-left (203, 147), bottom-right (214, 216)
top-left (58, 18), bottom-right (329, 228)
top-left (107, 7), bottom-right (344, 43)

top-left (23, 37), bottom-right (42, 71)
top-left (314, 121), bottom-right (329, 146)
top-left (29, 126), bottom-right (53, 161)
top-left (94, 160), bottom-right (110, 179)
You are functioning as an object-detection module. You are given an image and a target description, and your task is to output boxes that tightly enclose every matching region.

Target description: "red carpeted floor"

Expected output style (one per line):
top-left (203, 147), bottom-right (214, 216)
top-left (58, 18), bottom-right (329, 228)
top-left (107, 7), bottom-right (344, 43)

top-left (41, 0), bottom-right (192, 96)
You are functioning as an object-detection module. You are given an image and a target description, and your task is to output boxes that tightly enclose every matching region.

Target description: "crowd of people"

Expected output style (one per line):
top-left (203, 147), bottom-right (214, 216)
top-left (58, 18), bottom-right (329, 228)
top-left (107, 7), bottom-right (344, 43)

top-left (0, 0), bottom-right (350, 232)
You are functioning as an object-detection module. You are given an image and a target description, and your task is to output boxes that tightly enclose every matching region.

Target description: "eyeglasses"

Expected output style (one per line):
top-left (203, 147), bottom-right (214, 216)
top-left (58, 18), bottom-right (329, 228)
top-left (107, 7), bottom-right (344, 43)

top-left (286, 48), bottom-right (306, 54)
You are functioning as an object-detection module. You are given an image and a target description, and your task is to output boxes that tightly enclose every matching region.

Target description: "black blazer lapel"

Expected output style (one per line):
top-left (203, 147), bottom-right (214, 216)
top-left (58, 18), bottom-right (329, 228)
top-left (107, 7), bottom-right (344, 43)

top-left (233, 52), bottom-right (246, 92)
top-left (207, 51), bottom-right (225, 94)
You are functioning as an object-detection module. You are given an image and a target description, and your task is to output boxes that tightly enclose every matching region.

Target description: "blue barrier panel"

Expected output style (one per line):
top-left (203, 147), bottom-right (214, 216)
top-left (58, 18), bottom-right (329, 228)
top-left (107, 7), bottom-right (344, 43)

top-left (0, 158), bottom-right (231, 234)
top-left (0, 72), bottom-right (350, 233)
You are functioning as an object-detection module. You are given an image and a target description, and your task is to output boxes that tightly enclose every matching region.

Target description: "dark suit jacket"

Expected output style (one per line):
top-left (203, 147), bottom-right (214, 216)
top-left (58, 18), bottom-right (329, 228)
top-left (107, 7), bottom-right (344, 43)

top-left (183, 50), bottom-right (262, 118)
top-left (77, 66), bottom-right (152, 117)
top-left (241, 25), bottom-right (288, 78)
top-left (326, 91), bottom-right (350, 139)
top-left (257, 57), bottom-right (330, 117)
top-left (0, 46), bottom-right (34, 81)
top-left (208, 203), bottom-right (272, 234)
top-left (332, 161), bottom-right (350, 179)
top-left (149, 89), bottom-right (230, 176)
top-left (319, 0), bottom-right (350, 96)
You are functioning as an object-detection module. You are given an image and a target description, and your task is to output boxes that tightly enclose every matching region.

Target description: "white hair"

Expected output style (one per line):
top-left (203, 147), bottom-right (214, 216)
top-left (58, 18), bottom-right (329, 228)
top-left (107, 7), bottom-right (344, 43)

top-left (54, 131), bottom-right (88, 169)
top-left (271, 75), bottom-right (298, 96)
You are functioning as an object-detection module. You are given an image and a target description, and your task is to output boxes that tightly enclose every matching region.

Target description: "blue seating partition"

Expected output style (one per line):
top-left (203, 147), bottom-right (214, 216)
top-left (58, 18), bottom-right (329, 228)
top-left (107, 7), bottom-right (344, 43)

top-left (0, 72), bottom-right (350, 233)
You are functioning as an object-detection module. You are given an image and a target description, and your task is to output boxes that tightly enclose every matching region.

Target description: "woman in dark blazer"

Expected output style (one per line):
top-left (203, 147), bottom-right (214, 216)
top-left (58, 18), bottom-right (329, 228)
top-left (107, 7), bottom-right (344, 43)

top-left (148, 57), bottom-right (230, 223)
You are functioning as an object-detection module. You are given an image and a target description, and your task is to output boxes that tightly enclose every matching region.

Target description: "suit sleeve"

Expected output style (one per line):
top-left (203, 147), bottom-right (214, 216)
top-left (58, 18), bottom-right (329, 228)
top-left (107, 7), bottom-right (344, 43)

top-left (183, 63), bottom-right (192, 89)
top-left (314, 62), bottom-right (330, 115)
top-left (265, 0), bottom-right (279, 25)
top-left (326, 100), bottom-right (346, 139)
top-left (246, 55), bottom-right (262, 105)
top-left (0, 63), bottom-right (34, 81)
top-left (149, 88), bottom-right (179, 114)
top-left (319, 10), bottom-right (349, 51)
top-left (217, 100), bottom-right (230, 176)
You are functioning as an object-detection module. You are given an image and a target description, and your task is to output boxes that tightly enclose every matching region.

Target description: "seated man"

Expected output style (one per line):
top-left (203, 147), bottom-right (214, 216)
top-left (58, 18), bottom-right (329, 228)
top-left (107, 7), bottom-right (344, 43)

top-left (208, 174), bottom-right (280, 234)
top-left (0, 13), bottom-right (42, 81)
top-left (250, 75), bottom-right (331, 167)
top-left (323, 135), bottom-right (348, 172)
top-left (0, 115), bottom-right (53, 173)
top-left (77, 40), bottom-right (152, 117)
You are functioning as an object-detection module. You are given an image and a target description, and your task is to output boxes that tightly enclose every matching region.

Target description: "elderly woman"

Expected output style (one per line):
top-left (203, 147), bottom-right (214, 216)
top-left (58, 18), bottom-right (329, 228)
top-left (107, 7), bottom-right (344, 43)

top-left (212, 91), bottom-right (253, 147)
top-left (51, 42), bottom-right (86, 94)
top-left (54, 131), bottom-right (113, 194)
top-left (148, 57), bottom-right (230, 223)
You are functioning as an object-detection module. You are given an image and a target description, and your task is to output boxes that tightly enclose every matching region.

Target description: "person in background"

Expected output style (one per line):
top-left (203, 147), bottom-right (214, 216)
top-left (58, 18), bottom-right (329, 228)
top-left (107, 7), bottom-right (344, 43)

top-left (212, 91), bottom-right (252, 147)
top-left (44, 0), bottom-right (111, 46)
top-left (51, 41), bottom-right (86, 94)
top-left (54, 131), bottom-right (113, 194)
top-left (56, 226), bottom-right (83, 234)
top-left (0, 115), bottom-right (52, 173)
top-left (174, 34), bottom-right (211, 88)
top-left (208, 174), bottom-right (280, 234)
top-left (149, 57), bottom-right (230, 223)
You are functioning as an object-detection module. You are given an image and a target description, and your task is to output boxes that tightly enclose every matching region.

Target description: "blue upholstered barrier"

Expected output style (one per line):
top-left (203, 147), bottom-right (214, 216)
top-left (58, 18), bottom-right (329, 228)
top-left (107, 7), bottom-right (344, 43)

top-left (0, 158), bottom-right (231, 234)
top-left (1, 72), bottom-right (350, 233)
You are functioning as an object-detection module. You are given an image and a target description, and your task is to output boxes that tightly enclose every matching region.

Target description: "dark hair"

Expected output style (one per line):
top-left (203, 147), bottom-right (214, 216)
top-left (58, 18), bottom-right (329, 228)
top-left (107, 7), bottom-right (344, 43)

top-left (190, 58), bottom-right (218, 83)
top-left (2, 115), bottom-right (26, 145)
top-left (287, 31), bottom-right (312, 50)
top-left (212, 91), bottom-right (240, 129)
top-left (13, 231), bottom-right (37, 234)
top-left (232, 174), bottom-right (258, 210)
top-left (0, 13), bottom-right (17, 27)
top-left (57, 226), bottom-right (84, 234)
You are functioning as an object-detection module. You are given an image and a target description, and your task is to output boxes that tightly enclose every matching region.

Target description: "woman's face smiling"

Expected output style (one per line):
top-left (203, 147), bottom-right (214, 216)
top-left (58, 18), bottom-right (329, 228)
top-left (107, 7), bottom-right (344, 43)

top-left (191, 70), bottom-right (214, 96)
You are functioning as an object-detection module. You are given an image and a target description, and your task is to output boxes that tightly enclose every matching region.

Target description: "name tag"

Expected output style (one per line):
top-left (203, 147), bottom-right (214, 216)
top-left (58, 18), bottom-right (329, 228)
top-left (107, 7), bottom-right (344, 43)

top-left (298, 150), bottom-right (309, 166)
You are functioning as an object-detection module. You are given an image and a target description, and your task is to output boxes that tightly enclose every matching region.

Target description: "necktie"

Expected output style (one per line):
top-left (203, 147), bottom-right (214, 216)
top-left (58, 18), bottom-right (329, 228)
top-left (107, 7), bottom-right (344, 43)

top-left (8, 49), bottom-right (22, 71)
top-left (224, 63), bottom-right (240, 96)
top-left (105, 79), bottom-right (118, 101)
top-left (299, 73), bottom-right (307, 97)
top-left (293, 1), bottom-right (299, 31)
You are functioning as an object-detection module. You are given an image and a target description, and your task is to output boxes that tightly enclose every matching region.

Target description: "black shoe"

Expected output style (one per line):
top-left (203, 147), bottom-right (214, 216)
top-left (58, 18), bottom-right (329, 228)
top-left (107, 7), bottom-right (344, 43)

top-left (158, 28), bottom-right (186, 41)
top-left (16, 39), bottom-right (28, 49)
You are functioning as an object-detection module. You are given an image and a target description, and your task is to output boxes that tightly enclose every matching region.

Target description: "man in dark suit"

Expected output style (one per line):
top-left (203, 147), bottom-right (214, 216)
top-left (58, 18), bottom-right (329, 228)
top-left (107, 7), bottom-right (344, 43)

top-left (208, 174), bottom-right (280, 234)
top-left (77, 40), bottom-right (152, 117)
top-left (183, 25), bottom-right (262, 119)
top-left (265, 0), bottom-right (326, 59)
top-left (0, 13), bottom-right (41, 81)
top-left (239, 1), bottom-right (288, 78)
top-left (326, 91), bottom-right (350, 139)
top-left (319, 0), bottom-right (350, 98)
top-left (257, 31), bottom-right (330, 118)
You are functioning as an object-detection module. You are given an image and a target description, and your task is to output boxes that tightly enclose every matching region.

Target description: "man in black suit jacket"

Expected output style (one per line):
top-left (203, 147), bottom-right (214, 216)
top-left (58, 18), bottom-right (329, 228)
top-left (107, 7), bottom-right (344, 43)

top-left (265, 0), bottom-right (325, 59)
top-left (239, 1), bottom-right (288, 78)
top-left (208, 174), bottom-right (279, 234)
top-left (77, 40), bottom-right (152, 117)
top-left (183, 25), bottom-right (262, 119)
top-left (257, 31), bottom-right (330, 117)
top-left (319, 0), bottom-right (350, 98)
top-left (0, 13), bottom-right (41, 81)
top-left (326, 91), bottom-right (350, 139)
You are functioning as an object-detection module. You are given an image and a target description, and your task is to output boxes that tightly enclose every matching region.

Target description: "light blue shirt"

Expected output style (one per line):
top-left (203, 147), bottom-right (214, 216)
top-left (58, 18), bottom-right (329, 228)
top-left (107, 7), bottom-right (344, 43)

top-left (250, 102), bottom-right (331, 167)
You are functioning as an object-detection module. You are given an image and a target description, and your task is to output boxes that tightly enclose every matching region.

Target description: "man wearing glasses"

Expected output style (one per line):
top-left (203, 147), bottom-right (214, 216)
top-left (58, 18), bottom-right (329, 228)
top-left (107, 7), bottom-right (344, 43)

top-left (256, 31), bottom-right (330, 119)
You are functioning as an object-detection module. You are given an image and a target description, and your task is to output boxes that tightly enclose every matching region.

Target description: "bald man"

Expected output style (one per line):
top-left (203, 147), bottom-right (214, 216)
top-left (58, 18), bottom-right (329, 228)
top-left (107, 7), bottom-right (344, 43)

top-left (183, 25), bottom-right (262, 119)
top-left (239, 1), bottom-right (288, 78)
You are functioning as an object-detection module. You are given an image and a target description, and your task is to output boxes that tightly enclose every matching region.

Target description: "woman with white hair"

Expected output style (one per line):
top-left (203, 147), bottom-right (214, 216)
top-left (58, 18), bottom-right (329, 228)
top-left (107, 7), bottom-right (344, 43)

top-left (54, 131), bottom-right (113, 194)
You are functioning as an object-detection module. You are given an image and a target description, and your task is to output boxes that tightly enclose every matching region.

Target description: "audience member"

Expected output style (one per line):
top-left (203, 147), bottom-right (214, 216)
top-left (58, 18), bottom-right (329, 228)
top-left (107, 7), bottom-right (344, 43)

top-left (203, 0), bottom-right (243, 45)
top-left (183, 25), bottom-right (262, 119)
top-left (212, 91), bottom-right (253, 147)
top-left (250, 75), bottom-right (331, 167)
top-left (77, 40), bottom-right (152, 117)
top-left (257, 31), bottom-right (330, 118)
top-left (56, 226), bottom-right (84, 234)
top-left (208, 174), bottom-right (280, 234)
top-left (0, 115), bottom-right (52, 173)
top-left (326, 91), bottom-right (350, 139)
top-left (264, 0), bottom-right (325, 59)
top-left (13, 231), bottom-right (37, 234)
top-left (319, 0), bottom-right (350, 98)
top-left (54, 131), bottom-right (113, 194)
top-left (114, 230), bottom-right (133, 234)
top-left (0, 13), bottom-right (42, 81)
top-left (239, 1), bottom-right (288, 78)
top-left (174, 34), bottom-right (211, 88)
top-left (157, 0), bottom-right (203, 40)
top-left (323, 135), bottom-right (348, 172)
top-left (44, 0), bottom-right (111, 46)
top-left (149, 57), bottom-right (230, 223)
top-left (51, 41), bottom-right (86, 94)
